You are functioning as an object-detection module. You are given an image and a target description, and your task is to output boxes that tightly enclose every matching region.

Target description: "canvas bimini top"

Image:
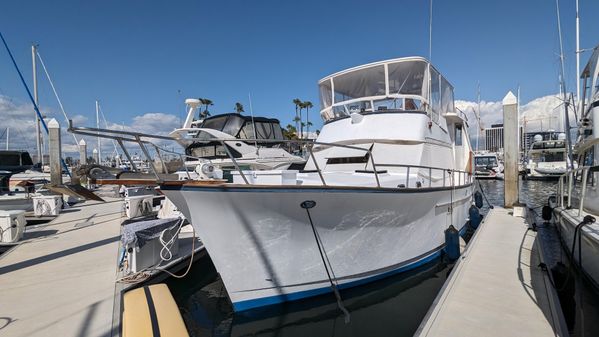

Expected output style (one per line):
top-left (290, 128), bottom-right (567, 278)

top-left (318, 57), bottom-right (455, 123)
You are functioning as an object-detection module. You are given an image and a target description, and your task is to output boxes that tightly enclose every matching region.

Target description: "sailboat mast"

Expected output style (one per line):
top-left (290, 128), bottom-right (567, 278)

top-left (555, 0), bottom-right (574, 169)
top-left (32, 44), bottom-right (42, 165)
top-left (5, 127), bottom-right (8, 150)
top-left (476, 83), bottom-right (481, 152)
top-left (96, 100), bottom-right (101, 164)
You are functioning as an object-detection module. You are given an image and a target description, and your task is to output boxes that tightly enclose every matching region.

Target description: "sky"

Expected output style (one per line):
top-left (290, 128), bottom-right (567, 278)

top-left (1, 0), bottom-right (598, 155)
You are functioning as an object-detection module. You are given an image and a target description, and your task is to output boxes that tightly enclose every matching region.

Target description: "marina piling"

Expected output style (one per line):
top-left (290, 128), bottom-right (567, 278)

top-left (48, 118), bottom-right (62, 185)
top-left (79, 138), bottom-right (87, 165)
top-left (502, 91), bottom-right (519, 207)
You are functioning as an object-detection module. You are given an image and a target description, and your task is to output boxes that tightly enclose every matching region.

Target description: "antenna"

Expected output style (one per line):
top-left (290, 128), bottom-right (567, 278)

top-left (575, 0), bottom-right (580, 102)
top-left (429, 0), bottom-right (433, 61)
top-left (248, 92), bottom-right (258, 149)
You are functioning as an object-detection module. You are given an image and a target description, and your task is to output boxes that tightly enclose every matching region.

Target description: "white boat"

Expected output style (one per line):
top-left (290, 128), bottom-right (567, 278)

top-left (159, 57), bottom-right (475, 311)
top-left (551, 45), bottom-right (599, 290)
top-left (474, 152), bottom-right (504, 179)
top-left (170, 105), bottom-right (305, 172)
top-left (526, 133), bottom-right (570, 179)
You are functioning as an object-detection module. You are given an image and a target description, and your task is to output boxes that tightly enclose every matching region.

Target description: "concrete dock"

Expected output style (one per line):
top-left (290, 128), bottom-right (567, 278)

top-left (0, 199), bottom-right (124, 337)
top-left (416, 207), bottom-right (568, 337)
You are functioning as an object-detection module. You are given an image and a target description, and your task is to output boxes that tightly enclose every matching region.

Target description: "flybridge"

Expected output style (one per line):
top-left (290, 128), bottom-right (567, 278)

top-left (318, 57), bottom-right (455, 123)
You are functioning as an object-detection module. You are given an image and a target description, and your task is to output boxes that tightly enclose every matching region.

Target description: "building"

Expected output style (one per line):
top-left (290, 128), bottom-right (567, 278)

top-left (484, 124), bottom-right (525, 152)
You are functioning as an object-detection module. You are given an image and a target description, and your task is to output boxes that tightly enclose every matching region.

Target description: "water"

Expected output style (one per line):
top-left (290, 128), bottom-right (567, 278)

top-left (167, 180), bottom-right (599, 337)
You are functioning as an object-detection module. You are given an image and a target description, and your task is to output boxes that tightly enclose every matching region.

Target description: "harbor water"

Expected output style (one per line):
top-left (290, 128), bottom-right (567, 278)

top-left (167, 179), bottom-right (599, 337)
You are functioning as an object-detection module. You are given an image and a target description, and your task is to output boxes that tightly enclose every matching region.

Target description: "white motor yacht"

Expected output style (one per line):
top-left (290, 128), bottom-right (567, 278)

top-left (551, 45), bottom-right (599, 290)
top-left (170, 105), bottom-right (306, 173)
top-left (474, 152), bottom-right (504, 179)
top-left (526, 134), bottom-right (570, 179)
top-left (158, 57), bottom-right (475, 311)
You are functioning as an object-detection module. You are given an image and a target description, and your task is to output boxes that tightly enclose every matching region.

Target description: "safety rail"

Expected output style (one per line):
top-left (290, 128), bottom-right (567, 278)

top-left (557, 165), bottom-right (598, 216)
top-left (68, 121), bottom-right (473, 189)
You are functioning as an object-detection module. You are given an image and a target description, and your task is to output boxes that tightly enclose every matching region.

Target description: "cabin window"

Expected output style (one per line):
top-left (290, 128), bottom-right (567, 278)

top-left (319, 79), bottom-right (333, 110)
top-left (430, 68), bottom-right (441, 122)
top-left (441, 77), bottom-right (454, 114)
top-left (326, 152), bottom-right (370, 165)
top-left (0, 154), bottom-right (21, 166)
top-left (475, 157), bottom-right (497, 167)
top-left (387, 61), bottom-right (427, 96)
top-left (455, 124), bottom-right (463, 146)
top-left (333, 65), bottom-right (386, 103)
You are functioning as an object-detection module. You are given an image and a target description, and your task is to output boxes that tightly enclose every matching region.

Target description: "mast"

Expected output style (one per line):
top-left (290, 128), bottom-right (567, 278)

top-left (476, 83), bottom-right (481, 152)
top-left (555, 0), bottom-right (574, 169)
top-left (32, 44), bottom-right (42, 165)
top-left (5, 127), bottom-right (8, 150)
top-left (96, 100), bottom-right (101, 164)
top-left (248, 92), bottom-right (258, 149)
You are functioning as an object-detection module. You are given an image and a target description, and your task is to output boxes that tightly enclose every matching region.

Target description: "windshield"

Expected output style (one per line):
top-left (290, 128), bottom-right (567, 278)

top-left (475, 156), bottom-right (497, 167)
top-left (319, 59), bottom-right (453, 122)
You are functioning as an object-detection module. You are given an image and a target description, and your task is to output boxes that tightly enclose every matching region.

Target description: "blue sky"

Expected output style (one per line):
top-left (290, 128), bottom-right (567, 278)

top-left (1, 0), bottom-right (598, 145)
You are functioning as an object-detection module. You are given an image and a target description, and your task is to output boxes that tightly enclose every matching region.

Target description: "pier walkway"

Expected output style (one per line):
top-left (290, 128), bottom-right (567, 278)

top-left (416, 207), bottom-right (568, 337)
top-left (0, 199), bottom-right (123, 337)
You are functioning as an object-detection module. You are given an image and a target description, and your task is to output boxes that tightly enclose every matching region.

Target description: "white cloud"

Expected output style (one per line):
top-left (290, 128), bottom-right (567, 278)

top-left (1, 94), bottom-right (182, 160)
top-left (456, 93), bottom-right (576, 147)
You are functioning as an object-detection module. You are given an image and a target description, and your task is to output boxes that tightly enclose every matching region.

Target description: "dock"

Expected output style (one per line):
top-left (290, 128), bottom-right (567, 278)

top-left (0, 199), bottom-right (124, 337)
top-left (0, 197), bottom-right (201, 337)
top-left (415, 207), bottom-right (568, 337)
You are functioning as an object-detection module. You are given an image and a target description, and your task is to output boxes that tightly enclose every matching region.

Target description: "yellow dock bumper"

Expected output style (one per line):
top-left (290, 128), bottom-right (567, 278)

top-left (122, 284), bottom-right (189, 337)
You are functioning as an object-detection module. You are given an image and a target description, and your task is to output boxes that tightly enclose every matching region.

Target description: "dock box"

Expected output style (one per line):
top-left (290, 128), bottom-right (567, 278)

top-left (32, 195), bottom-right (63, 216)
top-left (122, 218), bottom-right (181, 273)
top-left (124, 195), bottom-right (164, 219)
top-left (0, 210), bottom-right (26, 243)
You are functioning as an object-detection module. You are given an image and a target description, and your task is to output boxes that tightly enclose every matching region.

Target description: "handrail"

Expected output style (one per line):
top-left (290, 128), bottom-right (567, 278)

top-left (68, 121), bottom-right (473, 189)
top-left (557, 165), bottom-right (598, 216)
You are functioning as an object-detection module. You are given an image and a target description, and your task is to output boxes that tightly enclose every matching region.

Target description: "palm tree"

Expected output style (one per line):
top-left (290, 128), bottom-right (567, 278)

top-left (299, 102), bottom-right (307, 139)
top-left (199, 98), bottom-right (213, 118)
top-left (234, 102), bottom-right (244, 114)
top-left (303, 101), bottom-right (313, 136)
top-left (283, 124), bottom-right (298, 139)
top-left (306, 121), bottom-right (313, 138)
top-left (292, 98), bottom-right (302, 135)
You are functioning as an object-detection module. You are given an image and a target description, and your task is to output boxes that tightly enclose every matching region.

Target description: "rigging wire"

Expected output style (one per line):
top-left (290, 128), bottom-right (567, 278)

top-left (35, 49), bottom-right (79, 145)
top-left (97, 103), bottom-right (121, 160)
top-left (0, 32), bottom-right (71, 176)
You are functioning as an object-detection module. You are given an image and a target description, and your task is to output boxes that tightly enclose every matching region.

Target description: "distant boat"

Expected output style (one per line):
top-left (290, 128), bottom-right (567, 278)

top-left (525, 133), bottom-right (570, 180)
top-left (474, 152), bottom-right (504, 180)
top-left (0, 151), bottom-right (34, 211)
top-left (170, 104), bottom-right (306, 174)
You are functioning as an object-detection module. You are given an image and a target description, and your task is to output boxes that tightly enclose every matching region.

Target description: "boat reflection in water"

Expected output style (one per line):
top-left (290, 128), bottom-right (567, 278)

top-left (167, 253), bottom-right (449, 337)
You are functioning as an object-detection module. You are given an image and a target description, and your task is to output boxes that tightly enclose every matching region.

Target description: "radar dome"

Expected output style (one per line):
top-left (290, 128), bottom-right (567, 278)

top-left (533, 134), bottom-right (543, 143)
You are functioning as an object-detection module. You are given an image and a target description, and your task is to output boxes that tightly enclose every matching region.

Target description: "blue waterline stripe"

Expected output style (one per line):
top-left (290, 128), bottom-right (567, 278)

top-left (232, 248), bottom-right (444, 312)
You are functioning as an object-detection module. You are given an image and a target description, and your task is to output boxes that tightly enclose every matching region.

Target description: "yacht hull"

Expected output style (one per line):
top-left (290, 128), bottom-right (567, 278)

top-left (161, 184), bottom-right (473, 311)
top-left (553, 207), bottom-right (599, 290)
